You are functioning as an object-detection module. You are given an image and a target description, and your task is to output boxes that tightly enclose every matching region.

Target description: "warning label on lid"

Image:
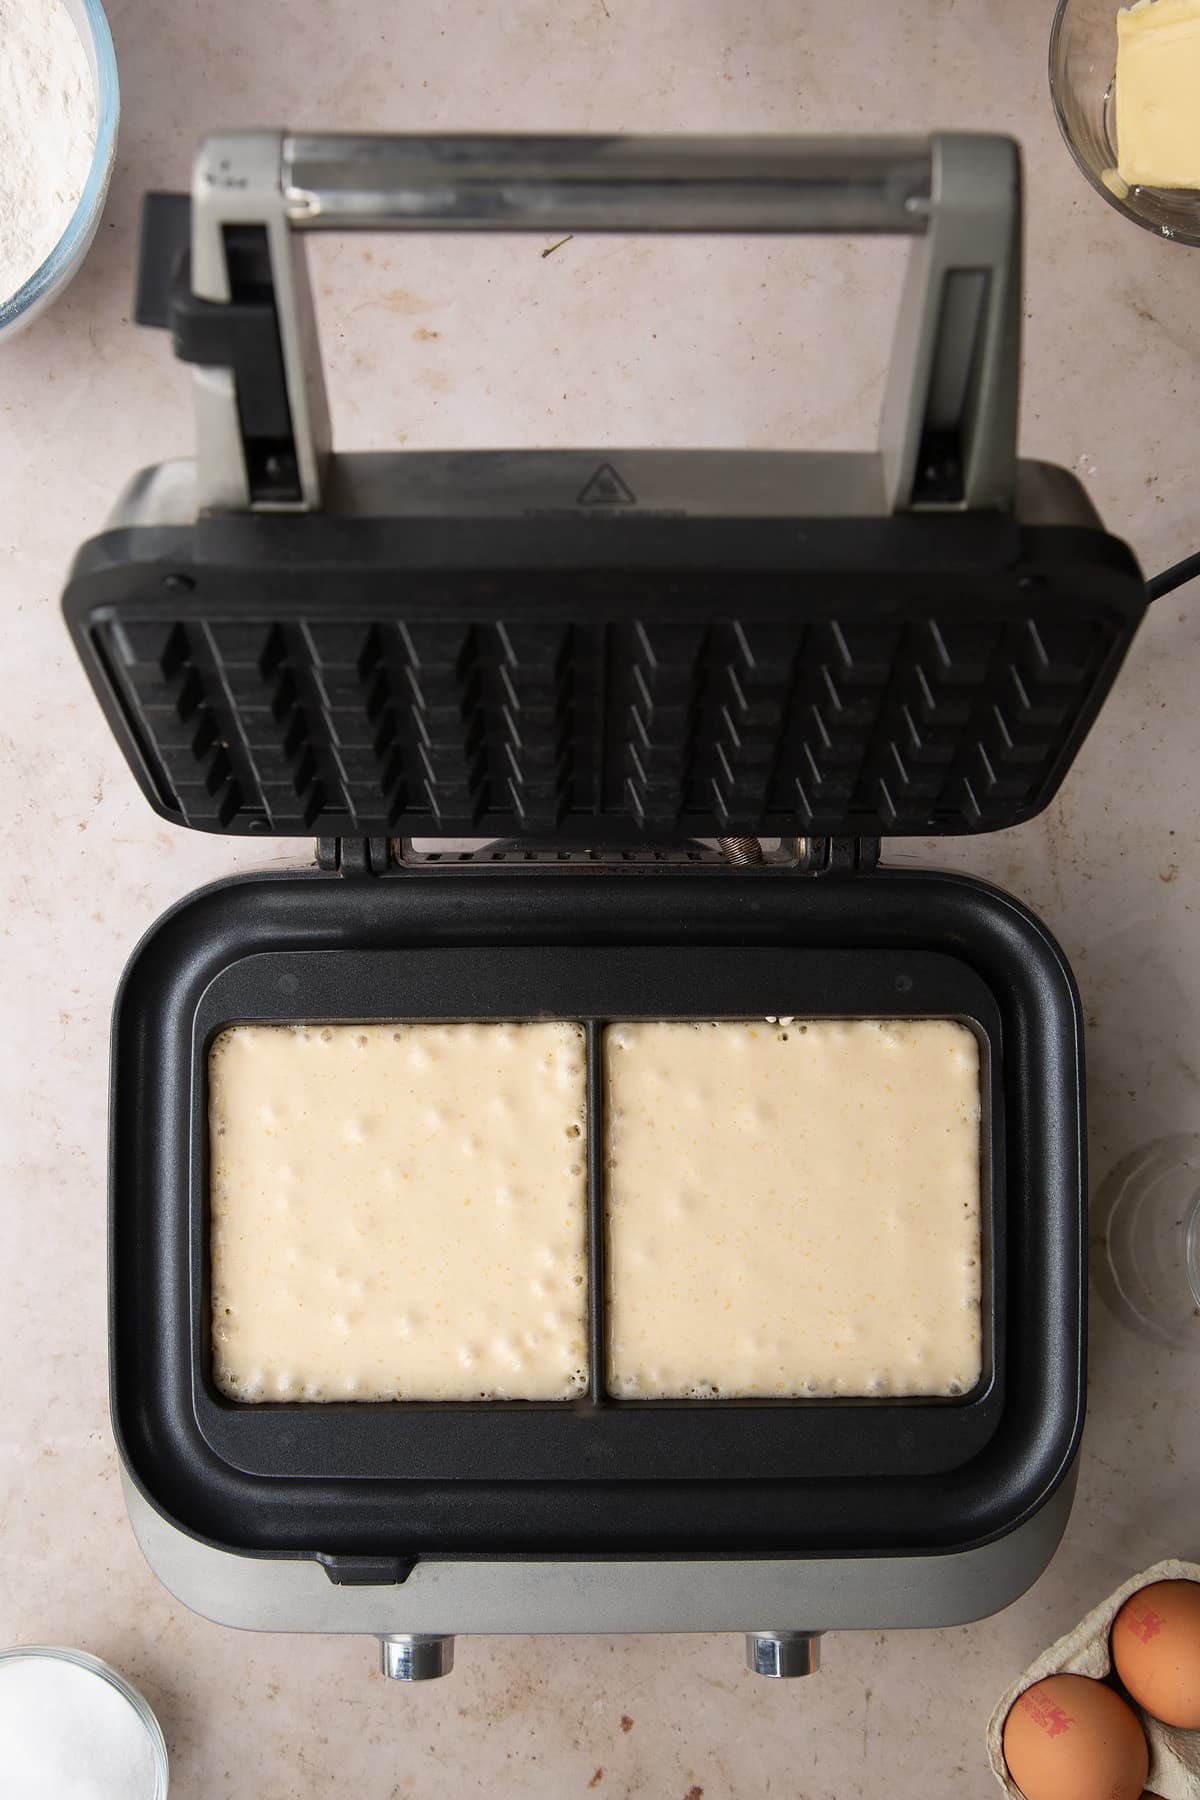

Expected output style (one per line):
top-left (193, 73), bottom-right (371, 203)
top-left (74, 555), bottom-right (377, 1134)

top-left (576, 463), bottom-right (637, 507)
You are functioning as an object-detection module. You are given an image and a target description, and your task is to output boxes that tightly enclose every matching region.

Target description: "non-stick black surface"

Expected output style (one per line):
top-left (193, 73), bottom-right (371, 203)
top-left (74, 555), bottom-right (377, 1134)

top-left (65, 505), bottom-right (1146, 841)
top-left (110, 863), bottom-right (1085, 1562)
top-left (195, 947), bottom-right (1001, 1482)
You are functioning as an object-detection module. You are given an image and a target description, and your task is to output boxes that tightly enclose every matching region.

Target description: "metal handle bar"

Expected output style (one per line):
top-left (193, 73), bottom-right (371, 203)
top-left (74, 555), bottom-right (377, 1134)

top-left (279, 133), bottom-right (935, 235)
top-left (187, 131), bottom-right (1020, 515)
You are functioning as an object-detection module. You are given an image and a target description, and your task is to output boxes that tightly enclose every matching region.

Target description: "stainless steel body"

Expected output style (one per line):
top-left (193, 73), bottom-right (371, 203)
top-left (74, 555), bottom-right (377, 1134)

top-left (123, 1467), bottom-right (1078, 1675)
top-left (102, 448), bottom-right (1102, 534)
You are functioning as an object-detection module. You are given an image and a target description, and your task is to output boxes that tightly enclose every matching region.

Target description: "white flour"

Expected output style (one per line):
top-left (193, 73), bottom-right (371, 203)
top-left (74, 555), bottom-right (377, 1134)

top-left (0, 1653), bottom-right (161, 1797)
top-left (0, 0), bottom-right (97, 303)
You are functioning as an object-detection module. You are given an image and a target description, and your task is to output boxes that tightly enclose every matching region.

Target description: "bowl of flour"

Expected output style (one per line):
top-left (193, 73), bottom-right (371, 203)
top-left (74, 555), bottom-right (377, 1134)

top-left (0, 0), bottom-right (118, 339)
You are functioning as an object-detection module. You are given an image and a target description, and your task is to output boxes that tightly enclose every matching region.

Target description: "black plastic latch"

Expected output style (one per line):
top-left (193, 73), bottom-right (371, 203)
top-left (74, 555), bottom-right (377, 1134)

top-left (135, 192), bottom-right (300, 503)
top-left (316, 1553), bottom-right (417, 1587)
top-left (134, 193), bottom-right (191, 330)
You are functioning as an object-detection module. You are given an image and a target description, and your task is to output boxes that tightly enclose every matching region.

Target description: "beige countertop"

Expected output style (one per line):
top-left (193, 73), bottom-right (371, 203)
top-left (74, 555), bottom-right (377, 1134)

top-left (2, 1), bottom-right (1199, 1795)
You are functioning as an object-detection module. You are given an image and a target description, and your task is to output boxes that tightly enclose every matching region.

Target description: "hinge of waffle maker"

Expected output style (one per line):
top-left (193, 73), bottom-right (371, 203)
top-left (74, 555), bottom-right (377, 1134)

top-left (313, 836), bottom-right (880, 875)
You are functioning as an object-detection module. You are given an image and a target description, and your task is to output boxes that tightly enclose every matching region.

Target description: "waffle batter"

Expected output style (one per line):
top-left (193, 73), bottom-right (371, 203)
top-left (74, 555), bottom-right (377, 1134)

top-left (209, 1021), bottom-right (589, 1401)
top-left (604, 1019), bottom-right (983, 1398)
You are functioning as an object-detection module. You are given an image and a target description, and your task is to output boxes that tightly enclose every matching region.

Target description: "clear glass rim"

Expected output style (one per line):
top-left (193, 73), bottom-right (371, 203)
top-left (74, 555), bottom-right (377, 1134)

top-left (0, 0), bottom-right (121, 328)
top-left (1048, 0), bottom-right (1200, 250)
top-left (0, 1644), bottom-right (168, 1795)
top-left (1185, 1188), bottom-right (1200, 1311)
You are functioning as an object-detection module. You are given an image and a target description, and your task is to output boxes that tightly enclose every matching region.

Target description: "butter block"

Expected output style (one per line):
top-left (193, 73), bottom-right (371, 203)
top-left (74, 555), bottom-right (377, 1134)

top-left (1117, 0), bottom-right (1200, 189)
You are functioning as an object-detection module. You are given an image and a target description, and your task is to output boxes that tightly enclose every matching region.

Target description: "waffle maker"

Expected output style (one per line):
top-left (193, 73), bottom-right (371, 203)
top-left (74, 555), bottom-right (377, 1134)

top-left (62, 131), bottom-right (1148, 1681)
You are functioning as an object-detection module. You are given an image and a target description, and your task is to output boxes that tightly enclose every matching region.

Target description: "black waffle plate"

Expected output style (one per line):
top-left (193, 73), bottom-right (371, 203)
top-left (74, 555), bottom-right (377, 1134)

top-left (66, 505), bottom-right (1145, 841)
top-left (110, 861), bottom-right (1085, 1562)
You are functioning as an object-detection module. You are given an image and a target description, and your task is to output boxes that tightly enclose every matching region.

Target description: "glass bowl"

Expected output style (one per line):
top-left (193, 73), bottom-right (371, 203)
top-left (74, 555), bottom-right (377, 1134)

top-left (1050, 0), bottom-right (1200, 246)
top-left (0, 1645), bottom-right (168, 1796)
top-left (1092, 1134), bottom-right (1200, 1352)
top-left (1186, 1183), bottom-right (1200, 1310)
top-left (0, 0), bottom-right (120, 340)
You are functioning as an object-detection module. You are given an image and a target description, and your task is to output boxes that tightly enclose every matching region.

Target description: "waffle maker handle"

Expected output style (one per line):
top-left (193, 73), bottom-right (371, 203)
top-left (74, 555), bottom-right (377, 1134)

top-left (146, 131), bottom-right (1019, 521)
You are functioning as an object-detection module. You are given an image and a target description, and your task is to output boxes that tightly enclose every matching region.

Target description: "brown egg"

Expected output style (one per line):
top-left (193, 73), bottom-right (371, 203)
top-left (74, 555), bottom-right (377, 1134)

top-left (1002, 1673), bottom-right (1149, 1800)
top-left (1111, 1577), bottom-right (1200, 1727)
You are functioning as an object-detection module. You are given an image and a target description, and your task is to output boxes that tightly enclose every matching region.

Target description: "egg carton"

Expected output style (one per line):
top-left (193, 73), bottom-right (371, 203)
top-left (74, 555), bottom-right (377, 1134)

top-left (987, 1559), bottom-right (1200, 1798)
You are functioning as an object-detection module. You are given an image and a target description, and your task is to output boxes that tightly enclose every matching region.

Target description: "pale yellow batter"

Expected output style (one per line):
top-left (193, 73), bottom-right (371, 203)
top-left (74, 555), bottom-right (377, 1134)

top-left (604, 1019), bottom-right (983, 1399)
top-left (209, 1022), bottom-right (589, 1401)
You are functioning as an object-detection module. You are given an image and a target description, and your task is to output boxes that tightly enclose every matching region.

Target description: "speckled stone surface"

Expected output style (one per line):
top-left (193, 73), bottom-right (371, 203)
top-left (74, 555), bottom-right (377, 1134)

top-left (1, 2), bottom-right (1198, 1795)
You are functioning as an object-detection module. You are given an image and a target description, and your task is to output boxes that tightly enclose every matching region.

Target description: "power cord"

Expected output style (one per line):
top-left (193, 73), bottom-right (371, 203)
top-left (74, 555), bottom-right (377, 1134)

top-left (1147, 549), bottom-right (1200, 603)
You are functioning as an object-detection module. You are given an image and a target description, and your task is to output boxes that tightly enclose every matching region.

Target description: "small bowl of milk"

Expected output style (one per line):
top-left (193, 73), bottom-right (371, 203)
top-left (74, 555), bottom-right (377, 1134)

top-left (0, 1644), bottom-right (168, 1797)
top-left (0, 0), bottom-right (119, 339)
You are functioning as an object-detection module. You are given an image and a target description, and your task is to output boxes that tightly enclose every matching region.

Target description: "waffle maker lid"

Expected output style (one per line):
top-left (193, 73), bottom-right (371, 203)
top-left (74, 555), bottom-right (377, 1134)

top-left (62, 130), bottom-right (1146, 848)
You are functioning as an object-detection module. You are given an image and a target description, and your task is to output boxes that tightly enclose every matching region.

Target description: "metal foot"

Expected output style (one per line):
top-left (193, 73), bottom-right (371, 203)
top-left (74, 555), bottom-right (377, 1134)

top-left (745, 1631), bottom-right (823, 1677)
top-left (378, 1634), bottom-right (455, 1680)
